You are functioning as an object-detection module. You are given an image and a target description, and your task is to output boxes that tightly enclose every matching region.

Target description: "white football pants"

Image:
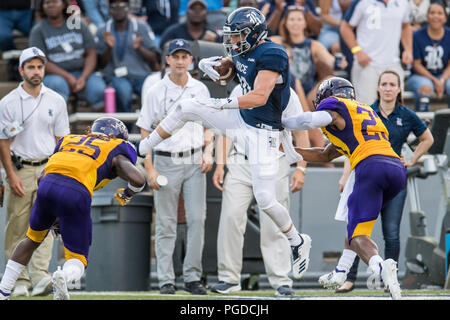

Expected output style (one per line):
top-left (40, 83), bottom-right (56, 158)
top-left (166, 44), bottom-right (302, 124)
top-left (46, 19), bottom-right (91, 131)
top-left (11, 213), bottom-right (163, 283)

top-left (151, 98), bottom-right (295, 232)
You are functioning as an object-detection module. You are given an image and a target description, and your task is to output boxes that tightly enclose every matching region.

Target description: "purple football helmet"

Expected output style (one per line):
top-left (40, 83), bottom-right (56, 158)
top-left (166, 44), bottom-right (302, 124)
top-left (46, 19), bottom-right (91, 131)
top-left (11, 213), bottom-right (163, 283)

top-left (91, 116), bottom-right (129, 140)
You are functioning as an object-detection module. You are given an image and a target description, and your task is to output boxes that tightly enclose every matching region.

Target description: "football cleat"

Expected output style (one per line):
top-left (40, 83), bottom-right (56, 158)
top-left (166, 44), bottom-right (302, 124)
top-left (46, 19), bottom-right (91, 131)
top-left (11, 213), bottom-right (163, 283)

top-left (52, 267), bottom-right (70, 300)
top-left (0, 289), bottom-right (10, 300)
top-left (291, 234), bottom-right (312, 279)
top-left (276, 285), bottom-right (295, 296)
top-left (210, 281), bottom-right (241, 294)
top-left (381, 259), bottom-right (402, 300)
top-left (31, 276), bottom-right (53, 296)
top-left (318, 268), bottom-right (347, 289)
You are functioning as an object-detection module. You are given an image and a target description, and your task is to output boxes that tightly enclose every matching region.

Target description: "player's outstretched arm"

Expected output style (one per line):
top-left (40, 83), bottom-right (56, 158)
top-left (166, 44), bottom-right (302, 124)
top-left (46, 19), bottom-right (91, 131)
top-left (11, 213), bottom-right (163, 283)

top-left (294, 143), bottom-right (341, 163)
top-left (112, 154), bottom-right (147, 206)
top-left (283, 111), bottom-right (333, 130)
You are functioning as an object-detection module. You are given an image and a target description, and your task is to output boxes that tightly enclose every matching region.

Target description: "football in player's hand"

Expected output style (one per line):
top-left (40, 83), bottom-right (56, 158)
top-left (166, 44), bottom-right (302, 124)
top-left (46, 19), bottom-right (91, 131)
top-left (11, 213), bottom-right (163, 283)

top-left (213, 58), bottom-right (236, 86)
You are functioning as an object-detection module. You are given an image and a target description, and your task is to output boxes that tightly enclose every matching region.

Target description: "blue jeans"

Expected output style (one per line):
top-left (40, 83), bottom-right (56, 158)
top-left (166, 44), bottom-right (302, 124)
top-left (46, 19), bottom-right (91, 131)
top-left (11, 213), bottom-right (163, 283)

top-left (43, 71), bottom-right (106, 110)
top-left (318, 25), bottom-right (340, 50)
top-left (79, 0), bottom-right (109, 28)
top-left (346, 187), bottom-right (407, 282)
top-left (406, 74), bottom-right (450, 111)
top-left (108, 76), bottom-right (146, 112)
top-left (0, 9), bottom-right (32, 50)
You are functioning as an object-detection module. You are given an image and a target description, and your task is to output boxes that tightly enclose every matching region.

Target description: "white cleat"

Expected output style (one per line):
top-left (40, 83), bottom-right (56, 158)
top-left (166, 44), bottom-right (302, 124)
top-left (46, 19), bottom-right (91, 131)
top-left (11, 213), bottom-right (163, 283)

top-left (381, 259), bottom-right (402, 300)
top-left (318, 268), bottom-right (347, 289)
top-left (52, 267), bottom-right (70, 300)
top-left (291, 234), bottom-right (312, 279)
top-left (31, 276), bottom-right (52, 296)
top-left (0, 289), bottom-right (10, 300)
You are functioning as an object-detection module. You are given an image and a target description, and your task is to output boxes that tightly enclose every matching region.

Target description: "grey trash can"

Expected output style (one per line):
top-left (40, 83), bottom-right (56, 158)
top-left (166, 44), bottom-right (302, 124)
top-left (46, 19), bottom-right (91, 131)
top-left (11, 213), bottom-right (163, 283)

top-left (85, 178), bottom-right (153, 291)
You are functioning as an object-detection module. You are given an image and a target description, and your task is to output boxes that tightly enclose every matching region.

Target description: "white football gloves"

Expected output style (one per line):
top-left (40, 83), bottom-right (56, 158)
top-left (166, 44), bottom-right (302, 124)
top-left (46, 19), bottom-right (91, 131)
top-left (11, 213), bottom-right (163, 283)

top-left (198, 56), bottom-right (222, 82)
top-left (196, 97), bottom-right (239, 110)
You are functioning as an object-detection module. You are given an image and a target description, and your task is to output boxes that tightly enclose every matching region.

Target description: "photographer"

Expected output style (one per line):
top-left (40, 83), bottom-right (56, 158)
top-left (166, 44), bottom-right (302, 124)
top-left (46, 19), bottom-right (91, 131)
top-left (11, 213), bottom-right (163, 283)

top-left (0, 47), bottom-right (70, 297)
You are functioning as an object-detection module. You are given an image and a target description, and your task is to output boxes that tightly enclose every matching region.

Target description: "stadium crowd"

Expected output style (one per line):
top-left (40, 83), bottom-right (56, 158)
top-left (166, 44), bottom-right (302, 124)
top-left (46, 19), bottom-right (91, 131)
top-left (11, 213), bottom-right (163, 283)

top-left (0, 0), bottom-right (448, 298)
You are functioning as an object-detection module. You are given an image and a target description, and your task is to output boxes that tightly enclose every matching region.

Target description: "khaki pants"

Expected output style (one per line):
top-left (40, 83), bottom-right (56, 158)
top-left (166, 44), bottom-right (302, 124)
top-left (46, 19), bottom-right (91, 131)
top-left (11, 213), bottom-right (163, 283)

top-left (351, 61), bottom-right (405, 105)
top-left (4, 163), bottom-right (54, 289)
top-left (153, 154), bottom-right (206, 287)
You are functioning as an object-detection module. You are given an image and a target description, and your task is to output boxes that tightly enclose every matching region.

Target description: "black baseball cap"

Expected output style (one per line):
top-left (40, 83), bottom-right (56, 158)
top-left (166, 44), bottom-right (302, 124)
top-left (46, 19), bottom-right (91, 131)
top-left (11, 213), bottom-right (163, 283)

top-left (168, 39), bottom-right (192, 56)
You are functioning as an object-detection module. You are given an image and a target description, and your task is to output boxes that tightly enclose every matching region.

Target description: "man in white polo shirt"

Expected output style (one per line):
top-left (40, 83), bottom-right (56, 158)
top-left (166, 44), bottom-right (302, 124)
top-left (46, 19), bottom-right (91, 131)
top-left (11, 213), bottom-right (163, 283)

top-left (136, 39), bottom-right (213, 295)
top-left (0, 47), bottom-right (70, 297)
top-left (340, 0), bottom-right (413, 104)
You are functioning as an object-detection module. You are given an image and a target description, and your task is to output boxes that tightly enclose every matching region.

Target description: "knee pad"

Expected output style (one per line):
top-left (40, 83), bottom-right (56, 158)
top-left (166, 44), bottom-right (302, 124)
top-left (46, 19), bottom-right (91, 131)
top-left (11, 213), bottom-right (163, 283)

top-left (179, 98), bottom-right (199, 115)
top-left (254, 190), bottom-right (277, 210)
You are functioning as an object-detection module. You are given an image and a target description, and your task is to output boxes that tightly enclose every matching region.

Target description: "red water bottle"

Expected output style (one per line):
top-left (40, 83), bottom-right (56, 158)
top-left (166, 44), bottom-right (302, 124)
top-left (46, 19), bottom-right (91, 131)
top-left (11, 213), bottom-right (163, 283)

top-left (104, 86), bottom-right (116, 113)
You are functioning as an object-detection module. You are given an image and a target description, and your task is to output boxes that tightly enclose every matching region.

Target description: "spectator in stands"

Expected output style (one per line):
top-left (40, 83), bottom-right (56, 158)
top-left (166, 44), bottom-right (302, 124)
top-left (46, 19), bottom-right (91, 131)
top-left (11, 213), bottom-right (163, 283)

top-left (0, 1), bottom-right (34, 51)
top-left (407, 1), bottom-right (450, 112)
top-left (29, 0), bottom-right (106, 110)
top-left (317, 0), bottom-right (344, 54)
top-left (79, 0), bottom-right (110, 29)
top-left (159, 0), bottom-right (219, 51)
top-left (260, 0), bottom-right (322, 37)
top-left (145, 0), bottom-right (180, 46)
top-left (127, 0), bottom-right (149, 22)
top-left (339, 0), bottom-right (413, 105)
top-left (408, 0), bottom-right (430, 32)
top-left (337, 0), bottom-right (354, 79)
top-left (271, 6), bottom-right (347, 153)
top-left (179, 0), bottom-right (227, 33)
top-left (271, 6), bottom-right (347, 111)
top-left (335, 70), bottom-right (434, 293)
top-left (96, 0), bottom-right (161, 113)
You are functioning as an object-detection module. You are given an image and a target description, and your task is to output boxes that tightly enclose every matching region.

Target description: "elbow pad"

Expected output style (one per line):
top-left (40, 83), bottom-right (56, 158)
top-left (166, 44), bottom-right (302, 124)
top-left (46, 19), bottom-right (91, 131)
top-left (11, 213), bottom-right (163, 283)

top-left (283, 111), bottom-right (332, 130)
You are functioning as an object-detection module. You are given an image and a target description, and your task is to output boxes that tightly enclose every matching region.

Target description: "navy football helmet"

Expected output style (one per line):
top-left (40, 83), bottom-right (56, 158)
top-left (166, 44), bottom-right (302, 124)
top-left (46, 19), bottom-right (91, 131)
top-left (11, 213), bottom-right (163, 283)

top-left (223, 6), bottom-right (268, 57)
top-left (313, 77), bottom-right (355, 108)
top-left (91, 116), bottom-right (129, 141)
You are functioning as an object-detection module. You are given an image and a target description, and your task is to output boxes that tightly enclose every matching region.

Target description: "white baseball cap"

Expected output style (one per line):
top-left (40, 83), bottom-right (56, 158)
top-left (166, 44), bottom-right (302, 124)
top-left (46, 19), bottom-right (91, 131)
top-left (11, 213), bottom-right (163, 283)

top-left (19, 47), bottom-right (47, 67)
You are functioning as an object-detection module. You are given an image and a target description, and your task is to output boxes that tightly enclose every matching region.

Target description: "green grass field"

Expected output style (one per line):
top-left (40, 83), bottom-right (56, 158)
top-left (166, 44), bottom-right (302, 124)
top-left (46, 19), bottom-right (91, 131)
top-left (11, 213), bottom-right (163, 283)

top-left (9, 289), bottom-right (450, 300)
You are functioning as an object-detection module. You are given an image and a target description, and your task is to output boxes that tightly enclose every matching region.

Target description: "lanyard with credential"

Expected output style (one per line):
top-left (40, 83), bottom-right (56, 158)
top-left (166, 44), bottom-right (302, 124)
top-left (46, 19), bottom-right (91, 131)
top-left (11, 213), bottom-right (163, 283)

top-left (20, 93), bottom-right (44, 125)
top-left (113, 27), bottom-right (129, 62)
top-left (163, 85), bottom-right (188, 114)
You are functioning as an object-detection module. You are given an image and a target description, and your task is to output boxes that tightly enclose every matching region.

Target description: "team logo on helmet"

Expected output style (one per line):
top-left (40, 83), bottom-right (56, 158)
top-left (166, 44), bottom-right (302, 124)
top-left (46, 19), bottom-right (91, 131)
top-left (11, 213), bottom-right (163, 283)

top-left (223, 7), bottom-right (268, 57)
top-left (313, 77), bottom-right (355, 108)
top-left (91, 117), bottom-right (129, 141)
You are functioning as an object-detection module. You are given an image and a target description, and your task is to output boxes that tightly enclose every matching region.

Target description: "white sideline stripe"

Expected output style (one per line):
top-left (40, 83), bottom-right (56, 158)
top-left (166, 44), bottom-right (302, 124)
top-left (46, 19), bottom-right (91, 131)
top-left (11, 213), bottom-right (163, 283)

top-left (68, 291), bottom-right (450, 300)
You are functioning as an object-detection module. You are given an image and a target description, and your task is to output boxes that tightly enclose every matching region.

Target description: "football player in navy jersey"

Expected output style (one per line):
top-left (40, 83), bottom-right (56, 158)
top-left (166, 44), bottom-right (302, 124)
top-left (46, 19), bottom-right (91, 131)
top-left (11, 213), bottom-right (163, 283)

top-left (139, 6), bottom-right (312, 281)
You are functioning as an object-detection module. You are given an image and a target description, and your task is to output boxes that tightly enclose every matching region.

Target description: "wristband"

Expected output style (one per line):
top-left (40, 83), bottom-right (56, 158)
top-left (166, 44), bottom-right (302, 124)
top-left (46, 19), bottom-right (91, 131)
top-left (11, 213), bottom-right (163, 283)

top-left (296, 166), bottom-right (306, 174)
top-left (127, 182), bottom-right (145, 193)
top-left (221, 96), bottom-right (239, 109)
top-left (351, 46), bottom-right (362, 54)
